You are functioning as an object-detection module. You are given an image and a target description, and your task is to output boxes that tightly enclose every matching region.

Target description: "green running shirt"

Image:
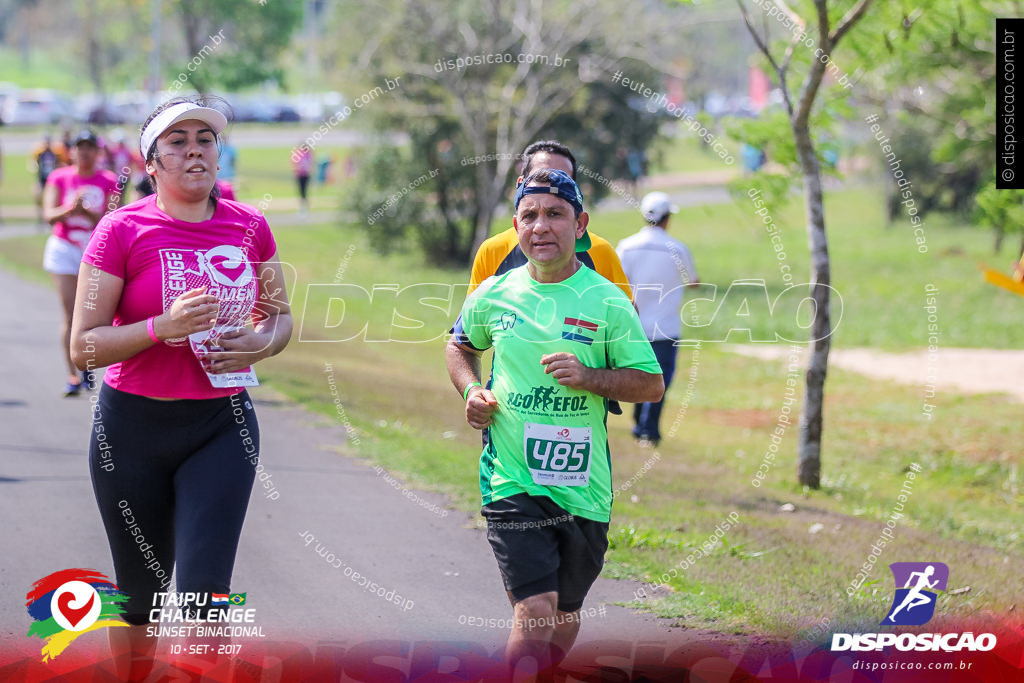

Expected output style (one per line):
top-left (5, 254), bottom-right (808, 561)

top-left (458, 265), bottom-right (662, 522)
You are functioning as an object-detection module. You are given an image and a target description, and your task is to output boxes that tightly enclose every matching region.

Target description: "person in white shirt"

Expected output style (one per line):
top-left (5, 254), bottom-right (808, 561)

top-left (616, 192), bottom-right (699, 445)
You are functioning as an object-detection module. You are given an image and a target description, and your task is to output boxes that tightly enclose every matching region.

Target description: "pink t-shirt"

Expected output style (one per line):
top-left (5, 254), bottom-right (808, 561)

top-left (216, 180), bottom-right (236, 201)
top-left (46, 166), bottom-right (121, 250)
top-left (292, 148), bottom-right (312, 176)
top-left (82, 194), bottom-right (279, 399)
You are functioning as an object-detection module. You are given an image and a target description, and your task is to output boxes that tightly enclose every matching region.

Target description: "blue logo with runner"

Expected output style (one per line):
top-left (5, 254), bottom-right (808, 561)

top-left (882, 562), bottom-right (948, 626)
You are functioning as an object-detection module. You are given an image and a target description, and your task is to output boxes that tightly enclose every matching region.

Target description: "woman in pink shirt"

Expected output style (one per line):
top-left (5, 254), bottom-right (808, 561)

top-left (42, 130), bottom-right (121, 396)
top-left (69, 98), bottom-right (292, 679)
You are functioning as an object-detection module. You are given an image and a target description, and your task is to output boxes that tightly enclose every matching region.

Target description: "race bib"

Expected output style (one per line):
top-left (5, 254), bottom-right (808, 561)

top-left (523, 422), bottom-right (591, 487)
top-left (188, 326), bottom-right (259, 388)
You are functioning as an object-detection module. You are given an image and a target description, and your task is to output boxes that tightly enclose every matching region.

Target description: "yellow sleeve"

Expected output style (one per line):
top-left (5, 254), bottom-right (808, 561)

top-left (469, 228), bottom-right (517, 295)
top-left (587, 233), bottom-right (633, 302)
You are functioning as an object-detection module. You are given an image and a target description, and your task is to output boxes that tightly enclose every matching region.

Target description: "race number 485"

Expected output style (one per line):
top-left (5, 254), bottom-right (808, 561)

top-left (528, 439), bottom-right (589, 472)
top-left (523, 423), bottom-right (592, 486)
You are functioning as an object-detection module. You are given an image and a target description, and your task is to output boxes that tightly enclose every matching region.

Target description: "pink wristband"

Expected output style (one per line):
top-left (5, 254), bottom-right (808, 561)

top-left (146, 316), bottom-right (160, 344)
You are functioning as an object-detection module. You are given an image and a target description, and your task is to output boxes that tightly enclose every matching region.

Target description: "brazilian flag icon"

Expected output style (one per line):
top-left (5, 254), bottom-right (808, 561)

top-left (229, 593), bottom-right (246, 605)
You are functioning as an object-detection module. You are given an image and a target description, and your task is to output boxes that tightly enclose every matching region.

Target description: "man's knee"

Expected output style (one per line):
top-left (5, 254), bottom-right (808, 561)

top-left (515, 591), bottom-right (558, 627)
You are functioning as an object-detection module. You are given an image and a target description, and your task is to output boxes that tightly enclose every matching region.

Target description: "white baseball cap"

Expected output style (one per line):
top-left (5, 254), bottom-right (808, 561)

top-left (140, 102), bottom-right (228, 159)
top-left (640, 191), bottom-right (679, 224)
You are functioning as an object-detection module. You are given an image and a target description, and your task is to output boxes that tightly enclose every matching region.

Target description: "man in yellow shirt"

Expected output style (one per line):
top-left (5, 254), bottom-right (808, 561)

top-left (469, 140), bottom-right (632, 301)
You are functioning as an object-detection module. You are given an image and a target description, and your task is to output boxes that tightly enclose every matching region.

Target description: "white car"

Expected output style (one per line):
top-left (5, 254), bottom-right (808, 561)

top-left (2, 89), bottom-right (73, 125)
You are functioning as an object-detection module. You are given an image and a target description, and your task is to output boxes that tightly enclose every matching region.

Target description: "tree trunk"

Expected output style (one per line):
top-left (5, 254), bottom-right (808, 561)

top-left (793, 120), bottom-right (830, 489)
top-left (994, 226), bottom-right (1005, 254)
top-left (84, 0), bottom-right (105, 96)
top-left (179, 1), bottom-right (206, 93)
top-left (470, 171), bottom-right (507, 256)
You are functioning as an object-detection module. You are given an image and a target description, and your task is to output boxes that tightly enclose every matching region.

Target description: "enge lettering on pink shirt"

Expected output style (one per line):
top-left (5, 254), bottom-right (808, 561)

top-left (82, 194), bottom-right (279, 399)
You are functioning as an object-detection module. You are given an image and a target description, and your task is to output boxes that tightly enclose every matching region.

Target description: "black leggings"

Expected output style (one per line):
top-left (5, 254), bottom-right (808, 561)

top-left (90, 384), bottom-right (258, 624)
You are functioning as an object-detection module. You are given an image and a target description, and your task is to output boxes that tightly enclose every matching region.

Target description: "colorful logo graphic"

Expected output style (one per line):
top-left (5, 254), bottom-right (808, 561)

top-left (562, 317), bottom-right (598, 345)
top-left (196, 245), bottom-right (255, 289)
top-left (883, 562), bottom-right (949, 626)
top-left (26, 569), bottom-right (128, 661)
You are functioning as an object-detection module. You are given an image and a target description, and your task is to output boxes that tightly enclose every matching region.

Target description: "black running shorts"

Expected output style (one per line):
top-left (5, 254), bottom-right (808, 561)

top-left (481, 493), bottom-right (609, 613)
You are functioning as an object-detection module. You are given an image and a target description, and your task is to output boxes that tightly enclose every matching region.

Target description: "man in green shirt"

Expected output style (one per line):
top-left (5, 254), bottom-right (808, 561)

top-left (446, 169), bottom-right (663, 670)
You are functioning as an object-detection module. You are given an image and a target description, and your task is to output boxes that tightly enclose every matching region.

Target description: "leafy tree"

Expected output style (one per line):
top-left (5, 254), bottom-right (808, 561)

top-left (851, 1), bottom-right (1003, 248)
top-left (174, 0), bottom-right (301, 92)
top-left (334, 0), bottom-right (682, 265)
top-left (731, 0), bottom-right (876, 488)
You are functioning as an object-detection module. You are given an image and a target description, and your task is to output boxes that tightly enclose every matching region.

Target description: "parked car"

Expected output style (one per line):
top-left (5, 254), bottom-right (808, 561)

top-left (2, 89), bottom-right (73, 125)
top-left (0, 82), bottom-right (19, 125)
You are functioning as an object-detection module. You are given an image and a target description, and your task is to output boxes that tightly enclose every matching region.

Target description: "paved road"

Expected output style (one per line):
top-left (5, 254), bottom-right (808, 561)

top-left (0, 265), bottom-right (728, 677)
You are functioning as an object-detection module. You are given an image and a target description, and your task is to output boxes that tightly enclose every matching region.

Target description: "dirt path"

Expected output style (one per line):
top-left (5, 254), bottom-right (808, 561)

top-left (727, 344), bottom-right (1024, 402)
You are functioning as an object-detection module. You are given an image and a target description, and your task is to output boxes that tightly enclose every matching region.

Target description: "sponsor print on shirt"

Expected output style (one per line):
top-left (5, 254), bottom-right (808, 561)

top-left (160, 245), bottom-right (260, 388)
top-left (505, 384), bottom-right (590, 418)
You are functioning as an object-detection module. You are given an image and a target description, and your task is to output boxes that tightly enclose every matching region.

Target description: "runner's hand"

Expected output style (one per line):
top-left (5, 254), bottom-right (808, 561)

top-left (540, 352), bottom-right (591, 390)
top-left (466, 386), bottom-right (498, 429)
top-left (157, 286), bottom-right (219, 339)
top-left (201, 326), bottom-right (272, 374)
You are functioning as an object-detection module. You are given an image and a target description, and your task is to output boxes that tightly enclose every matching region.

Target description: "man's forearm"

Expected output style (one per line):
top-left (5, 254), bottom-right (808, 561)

top-left (446, 339), bottom-right (482, 396)
top-left (582, 367), bottom-right (664, 403)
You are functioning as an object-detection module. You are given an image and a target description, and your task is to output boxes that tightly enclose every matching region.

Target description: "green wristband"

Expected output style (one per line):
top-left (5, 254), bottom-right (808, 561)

top-left (462, 381), bottom-right (482, 401)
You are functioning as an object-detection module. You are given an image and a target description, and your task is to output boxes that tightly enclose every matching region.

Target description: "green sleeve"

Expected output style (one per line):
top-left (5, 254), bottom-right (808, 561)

top-left (605, 295), bottom-right (662, 373)
top-left (459, 291), bottom-right (493, 351)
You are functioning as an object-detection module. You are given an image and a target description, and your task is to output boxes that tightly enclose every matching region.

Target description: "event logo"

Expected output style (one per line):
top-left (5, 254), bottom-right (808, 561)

top-left (25, 569), bottom-right (128, 661)
top-left (883, 562), bottom-right (948, 626)
top-left (499, 311), bottom-right (518, 330)
top-left (832, 561), bottom-right (996, 653)
top-left (209, 592), bottom-right (248, 606)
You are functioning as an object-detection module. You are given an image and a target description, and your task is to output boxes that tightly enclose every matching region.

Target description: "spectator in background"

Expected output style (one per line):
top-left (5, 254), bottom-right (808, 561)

top-left (213, 134), bottom-right (239, 201)
top-left (317, 153), bottom-right (335, 185)
top-left (741, 143), bottom-right (766, 174)
top-left (219, 134), bottom-right (238, 182)
top-left (31, 135), bottom-right (65, 224)
top-left (291, 143), bottom-right (313, 216)
top-left (61, 129), bottom-right (74, 158)
top-left (106, 130), bottom-right (134, 195)
top-left (626, 148), bottom-right (646, 194)
top-left (616, 191), bottom-right (699, 447)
